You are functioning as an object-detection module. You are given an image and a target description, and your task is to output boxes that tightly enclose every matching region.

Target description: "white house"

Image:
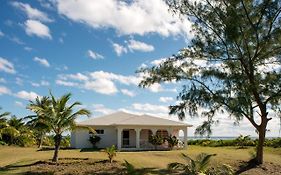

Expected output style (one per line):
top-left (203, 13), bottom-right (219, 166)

top-left (71, 111), bottom-right (192, 150)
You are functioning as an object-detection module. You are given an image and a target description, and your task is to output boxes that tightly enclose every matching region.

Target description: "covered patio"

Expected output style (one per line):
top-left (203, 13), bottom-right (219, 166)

top-left (117, 126), bottom-right (189, 150)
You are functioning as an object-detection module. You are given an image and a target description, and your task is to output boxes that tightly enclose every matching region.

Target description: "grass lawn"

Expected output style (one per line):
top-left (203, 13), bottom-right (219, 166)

top-left (0, 145), bottom-right (281, 174)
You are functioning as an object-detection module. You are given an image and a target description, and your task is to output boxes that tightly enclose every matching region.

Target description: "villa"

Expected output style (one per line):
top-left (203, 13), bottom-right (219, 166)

top-left (71, 111), bottom-right (192, 150)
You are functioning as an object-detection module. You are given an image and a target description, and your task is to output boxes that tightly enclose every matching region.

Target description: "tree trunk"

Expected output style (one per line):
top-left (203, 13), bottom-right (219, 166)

top-left (38, 133), bottom-right (43, 148)
top-left (255, 123), bottom-right (267, 164)
top-left (52, 134), bottom-right (62, 162)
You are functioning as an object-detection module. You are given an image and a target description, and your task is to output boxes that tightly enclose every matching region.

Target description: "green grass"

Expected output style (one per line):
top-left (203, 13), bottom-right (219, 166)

top-left (0, 145), bottom-right (281, 174)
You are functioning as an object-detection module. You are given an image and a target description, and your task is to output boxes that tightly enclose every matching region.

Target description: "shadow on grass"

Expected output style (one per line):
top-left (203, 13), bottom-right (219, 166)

top-left (0, 161), bottom-right (43, 174)
top-left (235, 159), bottom-right (258, 174)
top-left (80, 148), bottom-right (102, 152)
top-left (37, 147), bottom-right (76, 151)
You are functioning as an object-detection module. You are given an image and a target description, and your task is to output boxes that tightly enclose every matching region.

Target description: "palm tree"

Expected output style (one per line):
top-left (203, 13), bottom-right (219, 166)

top-left (25, 96), bottom-right (51, 148)
top-left (168, 153), bottom-right (216, 175)
top-left (0, 107), bottom-right (10, 139)
top-left (27, 92), bottom-right (91, 162)
top-left (103, 145), bottom-right (117, 163)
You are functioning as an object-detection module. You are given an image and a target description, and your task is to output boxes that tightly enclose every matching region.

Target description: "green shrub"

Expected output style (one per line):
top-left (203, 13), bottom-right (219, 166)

top-left (89, 135), bottom-right (101, 148)
top-left (102, 145), bottom-right (117, 163)
top-left (149, 135), bottom-right (164, 150)
top-left (165, 135), bottom-right (179, 150)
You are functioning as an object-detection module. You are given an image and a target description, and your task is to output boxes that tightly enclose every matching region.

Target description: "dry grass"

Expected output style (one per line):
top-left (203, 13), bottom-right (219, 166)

top-left (0, 145), bottom-right (281, 174)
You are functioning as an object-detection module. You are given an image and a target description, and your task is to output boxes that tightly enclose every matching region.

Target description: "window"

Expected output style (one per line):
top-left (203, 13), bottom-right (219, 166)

top-left (95, 129), bottom-right (104, 134)
top-left (156, 130), bottom-right (168, 138)
top-left (89, 129), bottom-right (104, 135)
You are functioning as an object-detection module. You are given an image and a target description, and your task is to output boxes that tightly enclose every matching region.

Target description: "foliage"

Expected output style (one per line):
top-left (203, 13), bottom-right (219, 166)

top-left (168, 153), bottom-right (216, 175)
top-left (235, 135), bottom-right (252, 149)
top-left (61, 135), bottom-right (71, 147)
top-left (1, 116), bottom-right (35, 147)
top-left (206, 164), bottom-right (234, 175)
top-left (139, 0), bottom-right (281, 164)
top-left (165, 135), bottom-right (179, 149)
top-left (148, 134), bottom-right (164, 150)
top-left (25, 96), bottom-right (52, 148)
top-left (103, 145), bottom-right (117, 163)
top-left (89, 135), bottom-right (101, 148)
top-left (123, 160), bottom-right (139, 175)
top-left (27, 92), bottom-right (91, 162)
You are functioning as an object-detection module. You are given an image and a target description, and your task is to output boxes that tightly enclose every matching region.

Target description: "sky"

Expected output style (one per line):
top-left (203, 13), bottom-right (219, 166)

top-left (0, 0), bottom-right (280, 137)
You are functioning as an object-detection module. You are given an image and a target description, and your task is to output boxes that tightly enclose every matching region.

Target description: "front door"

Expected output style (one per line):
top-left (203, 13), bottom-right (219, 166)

top-left (123, 130), bottom-right (129, 146)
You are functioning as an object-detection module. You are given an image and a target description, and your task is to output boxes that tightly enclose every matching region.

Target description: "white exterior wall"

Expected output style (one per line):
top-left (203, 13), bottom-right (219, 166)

top-left (71, 125), bottom-right (189, 150)
top-left (71, 126), bottom-right (117, 148)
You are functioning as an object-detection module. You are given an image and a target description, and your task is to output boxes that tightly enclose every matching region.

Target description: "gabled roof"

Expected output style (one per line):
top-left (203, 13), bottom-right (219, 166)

top-left (77, 111), bottom-right (192, 127)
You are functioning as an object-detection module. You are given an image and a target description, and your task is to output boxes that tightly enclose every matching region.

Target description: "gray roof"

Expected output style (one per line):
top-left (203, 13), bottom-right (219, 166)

top-left (77, 111), bottom-right (192, 127)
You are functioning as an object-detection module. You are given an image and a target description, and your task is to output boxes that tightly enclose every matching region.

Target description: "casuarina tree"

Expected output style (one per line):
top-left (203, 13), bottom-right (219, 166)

top-left (139, 0), bottom-right (281, 164)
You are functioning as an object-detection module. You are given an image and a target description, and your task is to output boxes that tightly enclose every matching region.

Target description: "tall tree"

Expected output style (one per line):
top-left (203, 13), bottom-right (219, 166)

top-left (27, 92), bottom-right (91, 162)
top-left (0, 107), bottom-right (10, 140)
top-left (139, 0), bottom-right (281, 164)
top-left (25, 96), bottom-right (51, 148)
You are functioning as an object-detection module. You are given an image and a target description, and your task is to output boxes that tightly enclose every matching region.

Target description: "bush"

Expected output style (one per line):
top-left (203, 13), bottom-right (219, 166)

top-left (166, 135), bottom-right (179, 149)
top-left (89, 135), bottom-right (101, 148)
top-left (102, 145), bottom-right (117, 163)
top-left (149, 135), bottom-right (164, 150)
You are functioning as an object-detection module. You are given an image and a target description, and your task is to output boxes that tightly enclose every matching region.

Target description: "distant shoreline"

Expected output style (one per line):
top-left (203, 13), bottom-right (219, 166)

top-left (179, 136), bottom-right (280, 140)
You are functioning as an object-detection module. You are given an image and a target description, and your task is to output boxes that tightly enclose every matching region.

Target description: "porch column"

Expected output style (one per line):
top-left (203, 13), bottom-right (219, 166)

top-left (117, 127), bottom-right (122, 150)
top-left (183, 127), bottom-right (188, 149)
top-left (167, 128), bottom-right (173, 136)
top-left (135, 128), bottom-right (140, 149)
top-left (151, 128), bottom-right (157, 135)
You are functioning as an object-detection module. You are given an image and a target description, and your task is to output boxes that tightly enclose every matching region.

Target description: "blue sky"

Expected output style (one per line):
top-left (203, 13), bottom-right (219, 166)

top-left (0, 0), bottom-right (280, 137)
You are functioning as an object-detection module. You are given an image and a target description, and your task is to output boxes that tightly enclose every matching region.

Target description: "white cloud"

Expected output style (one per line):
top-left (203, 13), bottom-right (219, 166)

top-left (56, 79), bottom-right (78, 87)
top-left (121, 89), bottom-right (136, 97)
top-left (25, 20), bottom-right (52, 39)
top-left (33, 57), bottom-right (50, 67)
top-left (132, 103), bottom-right (169, 114)
top-left (15, 90), bottom-right (40, 101)
top-left (31, 82), bottom-right (40, 87)
top-left (31, 80), bottom-right (50, 87)
top-left (40, 80), bottom-right (50, 86)
top-left (57, 71), bottom-right (141, 95)
top-left (84, 79), bottom-right (118, 95)
top-left (15, 77), bottom-right (24, 86)
top-left (148, 83), bottom-right (163, 93)
top-left (24, 46), bottom-right (33, 51)
top-left (0, 78), bottom-right (6, 83)
top-left (55, 0), bottom-right (192, 37)
top-left (87, 50), bottom-right (104, 60)
top-left (11, 2), bottom-right (53, 22)
top-left (92, 104), bottom-right (115, 115)
top-left (0, 57), bottom-right (16, 74)
top-left (59, 73), bottom-right (89, 81)
top-left (151, 58), bottom-right (167, 66)
top-left (15, 101), bottom-right (25, 108)
top-left (89, 71), bottom-right (140, 85)
top-left (127, 39), bottom-right (154, 52)
top-left (0, 30), bottom-right (4, 37)
top-left (0, 86), bottom-right (11, 95)
top-left (10, 36), bottom-right (25, 45)
top-left (113, 43), bottom-right (127, 56)
top-left (159, 97), bottom-right (173, 103)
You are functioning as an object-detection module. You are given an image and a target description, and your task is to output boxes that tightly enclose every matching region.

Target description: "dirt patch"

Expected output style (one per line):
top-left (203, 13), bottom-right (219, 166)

top-left (14, 158), bottom-right (281, 175)
top-left (24, 158), bottom-right (124, 175)
top-left (238, 161), bottom-right (281, 175)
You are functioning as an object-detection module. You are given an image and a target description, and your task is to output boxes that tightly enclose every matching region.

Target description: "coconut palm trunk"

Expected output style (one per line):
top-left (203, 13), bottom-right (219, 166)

top-left (52, 134), bottom-right (62, 162)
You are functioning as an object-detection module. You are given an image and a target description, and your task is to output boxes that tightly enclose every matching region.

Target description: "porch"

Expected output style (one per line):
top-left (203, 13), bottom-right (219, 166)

top-left (116, 126), bottom-right (188, 150)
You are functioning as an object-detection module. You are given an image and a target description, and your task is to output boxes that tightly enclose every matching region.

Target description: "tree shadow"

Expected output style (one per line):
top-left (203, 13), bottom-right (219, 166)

top-left (235, 159), bottom-right (257, 174)
top-left (0, 161), bottom-right (43, 173)
top-left (37, 147), bottom-right (75, 151)
top-left (80, 148), bottom-right (102, 152)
